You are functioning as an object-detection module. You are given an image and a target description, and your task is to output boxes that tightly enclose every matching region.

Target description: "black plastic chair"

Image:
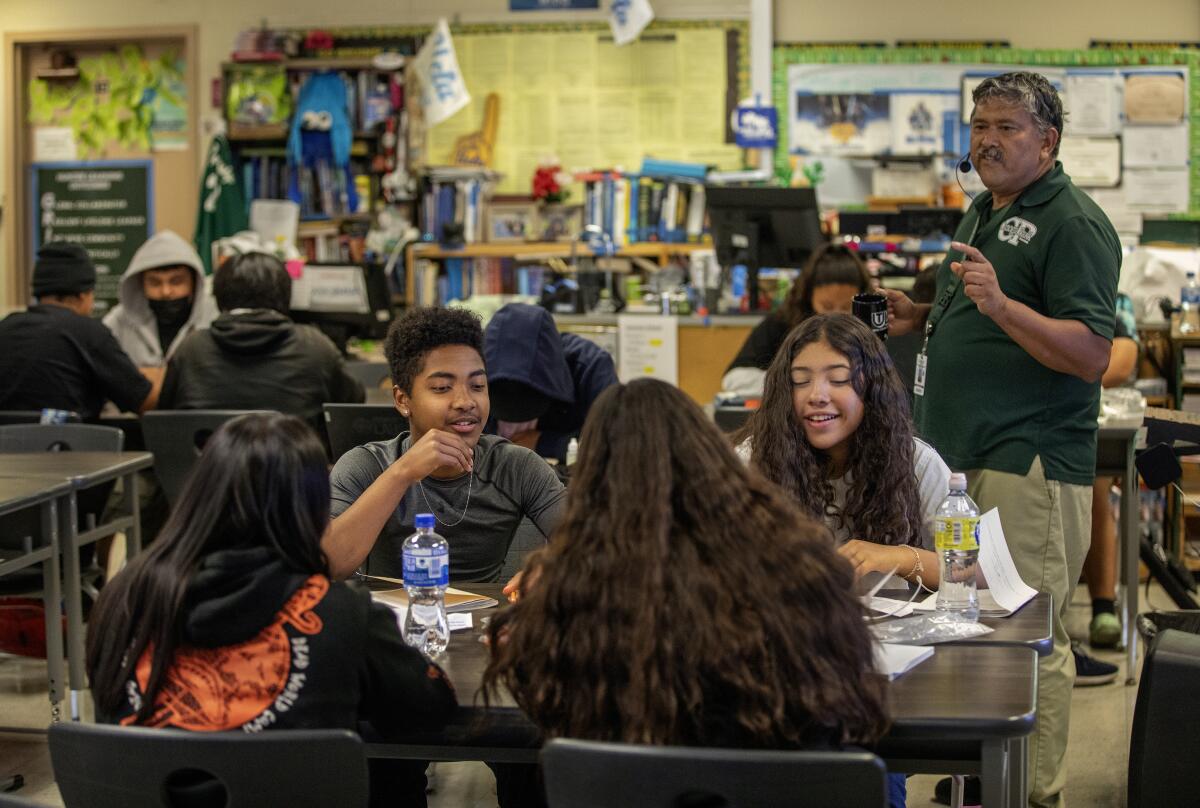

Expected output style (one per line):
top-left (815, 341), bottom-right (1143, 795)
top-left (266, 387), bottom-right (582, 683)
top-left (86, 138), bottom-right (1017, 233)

top-left (49, 723), bottom-right (368, 808)
top-left (713, 405), bottom-right (755, 434)
top-left (0, 424), bottom-right (122, 454)
top-left (344, 361), bottom-right (392, 391)
top-left (323, 403), bottom-right (408, 462)
top-left (0, 411), bottom-right (80, 426)
top-left (1129, 627), bottom-right (1200, 808)
top-left (541, 738), bottom-right (889, 808)
top-left (142, 411), bottom-right (272, 505)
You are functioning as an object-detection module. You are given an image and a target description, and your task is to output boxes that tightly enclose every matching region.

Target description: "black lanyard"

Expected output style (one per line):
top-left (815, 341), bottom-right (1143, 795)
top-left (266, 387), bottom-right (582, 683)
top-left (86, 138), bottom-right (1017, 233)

top-left (922, 201), bottom-right (1012, 347)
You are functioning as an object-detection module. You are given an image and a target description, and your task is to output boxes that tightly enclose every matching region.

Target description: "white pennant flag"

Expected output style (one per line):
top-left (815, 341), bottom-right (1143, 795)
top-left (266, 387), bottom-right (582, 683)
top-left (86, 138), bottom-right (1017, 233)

top-left (610, 0), bottom-right (654, 47)
top-left (414, 19), bottom-right (470, 127)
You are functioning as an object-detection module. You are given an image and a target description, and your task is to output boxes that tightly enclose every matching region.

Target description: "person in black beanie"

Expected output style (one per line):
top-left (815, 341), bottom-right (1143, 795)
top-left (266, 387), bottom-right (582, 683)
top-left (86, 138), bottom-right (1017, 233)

top-left (0, 242), bottom-right (158, 419)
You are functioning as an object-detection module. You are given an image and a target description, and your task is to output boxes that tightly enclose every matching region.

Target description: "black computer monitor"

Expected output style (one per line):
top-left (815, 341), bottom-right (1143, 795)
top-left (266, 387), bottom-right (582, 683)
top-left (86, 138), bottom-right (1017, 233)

top-left (705, 186), bottom-right (827, 310)
top-left (289, 262), bottom-right (394, 353)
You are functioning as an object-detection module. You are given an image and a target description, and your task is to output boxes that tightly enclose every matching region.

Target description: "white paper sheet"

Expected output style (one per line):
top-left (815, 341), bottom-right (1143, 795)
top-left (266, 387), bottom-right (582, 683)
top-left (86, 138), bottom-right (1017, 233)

top-left (1124, 73), bottom-right (1187, 124)
top-left (385, 606), bottom-right (474, 632)
top-left (617, 314), bottom-right (678, 384)
top-left (1123, 124), bottom-right (1189, 168)
top-left (976, 508), bottom-right (1038, 614)
top-left (1058, 137), bottom-right (1121, 187)
top-left (1064, 73), bottom-right (1120, 136)
top-left (1085, 189), bottom-right (1143, 235)
top-left (873, 642), bottom-right (934, 680)
top-left (890, 93), bottom-right (945, 155)
top-left (1124, 168), bottom-right (1190, 213)
top-left (33, 127), bottom-right (77, 162)
top-left (863, 595), bottom-right (916, 618)
top-left (414, 18), bottom-right (471, 127)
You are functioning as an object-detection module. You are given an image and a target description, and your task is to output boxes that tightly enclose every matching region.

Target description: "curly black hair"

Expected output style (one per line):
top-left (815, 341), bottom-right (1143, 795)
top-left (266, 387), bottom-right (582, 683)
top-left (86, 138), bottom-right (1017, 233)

top-left (384, 307), bottom-right (485, 392)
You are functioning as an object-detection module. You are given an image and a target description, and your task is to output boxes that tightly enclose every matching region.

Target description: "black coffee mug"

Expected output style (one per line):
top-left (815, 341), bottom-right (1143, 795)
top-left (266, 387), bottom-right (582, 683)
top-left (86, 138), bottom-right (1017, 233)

top-left (852, 292), bottom-right (889, 341)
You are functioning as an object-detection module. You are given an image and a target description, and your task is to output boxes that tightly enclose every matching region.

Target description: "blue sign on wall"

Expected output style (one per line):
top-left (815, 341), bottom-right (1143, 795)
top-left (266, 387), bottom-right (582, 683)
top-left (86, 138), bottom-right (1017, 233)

top-left (510, 0), bottom-right (599, 9)
top-left (733, 106), bottom-right (778, 149)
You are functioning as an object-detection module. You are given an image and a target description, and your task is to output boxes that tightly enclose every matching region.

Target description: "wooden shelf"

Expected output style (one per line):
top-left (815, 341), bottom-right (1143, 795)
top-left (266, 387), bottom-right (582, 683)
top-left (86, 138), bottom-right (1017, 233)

top-left (409, 241), bottom-right (709, 261)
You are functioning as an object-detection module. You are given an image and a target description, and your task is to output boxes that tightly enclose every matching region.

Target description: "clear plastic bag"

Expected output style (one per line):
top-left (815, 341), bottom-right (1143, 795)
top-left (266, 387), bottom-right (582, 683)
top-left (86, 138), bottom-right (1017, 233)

top-left (871, 612), bottom-right (995, 645)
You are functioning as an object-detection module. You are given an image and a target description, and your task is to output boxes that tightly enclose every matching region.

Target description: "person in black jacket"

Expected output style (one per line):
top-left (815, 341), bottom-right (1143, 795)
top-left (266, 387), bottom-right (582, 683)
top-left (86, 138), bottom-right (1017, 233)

top-left (158, 252), bottom-right (364, 430)
top-left (0, 242), bottom-right (156, 417)
top-left (87, 413), bottom-right (455, 807)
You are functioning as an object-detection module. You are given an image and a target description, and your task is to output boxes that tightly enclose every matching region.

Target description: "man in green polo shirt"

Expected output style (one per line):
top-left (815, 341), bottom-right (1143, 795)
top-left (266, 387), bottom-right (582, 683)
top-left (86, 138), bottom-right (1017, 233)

top-left (887, 71), bottom-right (1120, 808)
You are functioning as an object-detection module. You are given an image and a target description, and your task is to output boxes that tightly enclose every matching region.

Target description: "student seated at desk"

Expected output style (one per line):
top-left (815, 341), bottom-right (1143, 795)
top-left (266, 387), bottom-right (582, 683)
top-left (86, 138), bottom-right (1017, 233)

top-left (326, 307), bottom-right (566, 583)
top-left (485, 378), bottom-right (898, 808)
top-left (722, 243), bottom-right (872, 397)
top-left (86, 414), bottom-right (455, 806)
top-left (736, 314), bottom-right (951, 588)
top-left (484, 302), bottom-right (619, 465)
top-left (158, 252), bottom-right (365, 429)
top-left (0, 242), bottom-right (157, 418)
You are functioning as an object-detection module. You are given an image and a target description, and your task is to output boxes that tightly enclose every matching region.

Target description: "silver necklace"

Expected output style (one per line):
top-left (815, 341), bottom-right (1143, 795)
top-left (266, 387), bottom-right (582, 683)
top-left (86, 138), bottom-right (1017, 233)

top-left (403, 432), bottom-right (475, 527)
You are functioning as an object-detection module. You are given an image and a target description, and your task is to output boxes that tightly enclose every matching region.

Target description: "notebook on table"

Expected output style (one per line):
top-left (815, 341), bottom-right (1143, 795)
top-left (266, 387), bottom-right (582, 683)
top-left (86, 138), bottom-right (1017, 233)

top-left (362, 575), bottom-right (499, 613)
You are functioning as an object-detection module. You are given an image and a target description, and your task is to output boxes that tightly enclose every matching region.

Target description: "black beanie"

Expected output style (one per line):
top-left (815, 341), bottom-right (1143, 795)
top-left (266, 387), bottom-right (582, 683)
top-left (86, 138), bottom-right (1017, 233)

top-left (33, 242), bottom-right (96, 297)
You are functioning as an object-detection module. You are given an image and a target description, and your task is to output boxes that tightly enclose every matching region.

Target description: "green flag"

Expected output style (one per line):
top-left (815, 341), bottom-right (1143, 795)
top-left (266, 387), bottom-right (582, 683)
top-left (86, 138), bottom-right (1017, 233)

top-left (193, 134), bottom-right (247, 274)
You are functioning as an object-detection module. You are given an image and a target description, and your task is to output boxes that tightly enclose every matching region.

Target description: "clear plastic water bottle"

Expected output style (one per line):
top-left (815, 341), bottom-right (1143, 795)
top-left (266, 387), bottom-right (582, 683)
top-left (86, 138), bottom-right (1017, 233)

top-left (934, 473), bottom-right (980, 622)
top-left (402, 513), bottom-right (449, 657)
top-left (1182, 271), bottom-right (1200, 334)
top-left (566, 437), bottom-right (579, 467)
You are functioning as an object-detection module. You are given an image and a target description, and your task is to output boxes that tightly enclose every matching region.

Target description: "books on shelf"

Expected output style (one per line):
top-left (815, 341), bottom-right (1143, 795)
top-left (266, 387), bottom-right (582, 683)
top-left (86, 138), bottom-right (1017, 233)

top-left (409, 255), bottom-right (547, 307)
top-left (419, 167), bottom-right (501, 244)
top-left (576, 170), bottom-right (708, 246)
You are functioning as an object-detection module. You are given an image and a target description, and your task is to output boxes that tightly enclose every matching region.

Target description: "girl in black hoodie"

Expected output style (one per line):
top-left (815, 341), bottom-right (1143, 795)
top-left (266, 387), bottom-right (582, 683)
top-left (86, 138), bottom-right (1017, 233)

top-left (87, 413), bottom-right (456, 804)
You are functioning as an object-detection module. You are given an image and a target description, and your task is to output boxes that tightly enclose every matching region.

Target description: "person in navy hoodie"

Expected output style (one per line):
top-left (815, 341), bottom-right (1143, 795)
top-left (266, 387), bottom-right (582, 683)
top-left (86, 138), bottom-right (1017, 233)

top-left (483, 303), bottom-right (618, 465)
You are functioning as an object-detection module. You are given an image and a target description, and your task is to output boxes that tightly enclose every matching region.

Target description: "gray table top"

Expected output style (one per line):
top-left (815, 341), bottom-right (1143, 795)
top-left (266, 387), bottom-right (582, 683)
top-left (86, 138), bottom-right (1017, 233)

top-left (427, 584), bottom-right (1038, 742)
top-left (0, 451), bottom-right (153, 487)
top-left (0, 475), bottom-right (71, 517)
top-left (874, 588), bottom-right (1053, 657)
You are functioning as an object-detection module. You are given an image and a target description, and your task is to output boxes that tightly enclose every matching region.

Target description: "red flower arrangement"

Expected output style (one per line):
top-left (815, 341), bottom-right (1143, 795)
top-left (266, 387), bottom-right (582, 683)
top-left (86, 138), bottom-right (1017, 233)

top-left (532, 164), bottom-right (568, 204)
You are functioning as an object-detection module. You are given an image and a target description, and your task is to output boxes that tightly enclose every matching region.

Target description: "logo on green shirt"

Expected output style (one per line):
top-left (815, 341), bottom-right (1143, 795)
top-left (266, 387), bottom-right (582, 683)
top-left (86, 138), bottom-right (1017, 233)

top-left (999, 216), bottom-right (1038, 246)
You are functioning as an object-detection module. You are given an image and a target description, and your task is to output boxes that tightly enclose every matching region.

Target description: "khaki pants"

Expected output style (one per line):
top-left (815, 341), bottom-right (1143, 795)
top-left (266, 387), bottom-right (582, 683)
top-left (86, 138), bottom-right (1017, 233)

top-left (966, 457), bottom-right (1091, 808)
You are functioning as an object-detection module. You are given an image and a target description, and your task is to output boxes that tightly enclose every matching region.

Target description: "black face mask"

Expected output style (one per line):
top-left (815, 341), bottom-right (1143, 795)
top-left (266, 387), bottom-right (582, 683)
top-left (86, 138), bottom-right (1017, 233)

top-left (148, 296), bottom-right (192, 327)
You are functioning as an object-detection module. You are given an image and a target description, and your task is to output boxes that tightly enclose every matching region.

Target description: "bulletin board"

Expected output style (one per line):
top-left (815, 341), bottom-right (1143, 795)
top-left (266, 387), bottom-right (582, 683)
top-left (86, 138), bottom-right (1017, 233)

top-left (425, 20), bottom-right (749, 194)
top-left (771, 47), bottom-right (1200, 233)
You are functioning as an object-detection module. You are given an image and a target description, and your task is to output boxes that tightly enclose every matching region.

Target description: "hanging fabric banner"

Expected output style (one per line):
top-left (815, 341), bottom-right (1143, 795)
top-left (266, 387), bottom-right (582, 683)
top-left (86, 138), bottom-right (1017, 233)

top-left (609, 0), bottom-right (654, 47)
top-left (414, 19), bottom-right (471, 126)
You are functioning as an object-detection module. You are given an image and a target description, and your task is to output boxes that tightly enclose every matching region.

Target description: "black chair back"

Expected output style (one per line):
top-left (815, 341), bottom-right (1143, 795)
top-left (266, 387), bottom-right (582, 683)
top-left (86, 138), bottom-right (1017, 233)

top-left (323, 404), bottom-right (407, 462)
top-left (541, 738), bottom-right (888, 808)
top-left (0, 424), bottom-right (122, 453)
top-left (49, 723), bottom-right (368, 808)
top-left (344, 361), bottom-right (392, 391)
top-left (142, 411), bottom-right (272, 505)
top-left (0, 411), bottom-right (80, 426)
top-left (713, 405), bottom-right (754, 434)
top-left (1129, 627), bottom-right (1200, 808)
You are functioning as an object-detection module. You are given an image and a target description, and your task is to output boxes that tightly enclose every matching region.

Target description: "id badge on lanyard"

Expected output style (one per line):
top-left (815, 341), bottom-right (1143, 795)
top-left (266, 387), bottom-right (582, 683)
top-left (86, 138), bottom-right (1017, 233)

top-left (915, 215), bottom-right (982, 399)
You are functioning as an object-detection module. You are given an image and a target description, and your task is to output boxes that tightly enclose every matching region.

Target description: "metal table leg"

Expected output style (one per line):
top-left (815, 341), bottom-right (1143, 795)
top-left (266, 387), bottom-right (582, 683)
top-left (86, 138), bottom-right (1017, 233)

top-left (58, 492), bottom-right (84, 720)
top-left (981, 738), bottom-right (1009, 808)
top-left (123, 471), bottom-right (142, 556)
top-left (1120, 450), bottom-right (1139, 685)
top-left (38, 497), bottom-right (65, 721)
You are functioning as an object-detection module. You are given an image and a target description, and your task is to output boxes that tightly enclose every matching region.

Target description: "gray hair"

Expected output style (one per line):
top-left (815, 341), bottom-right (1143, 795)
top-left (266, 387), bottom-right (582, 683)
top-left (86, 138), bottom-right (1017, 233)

top-left (971, 71), bottom-right (1065, 157)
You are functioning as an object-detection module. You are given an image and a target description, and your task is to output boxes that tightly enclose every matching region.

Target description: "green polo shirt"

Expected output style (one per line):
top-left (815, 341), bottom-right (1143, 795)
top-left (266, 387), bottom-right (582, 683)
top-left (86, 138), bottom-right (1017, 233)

top-left (913, 162), bottom-right (1121, 486)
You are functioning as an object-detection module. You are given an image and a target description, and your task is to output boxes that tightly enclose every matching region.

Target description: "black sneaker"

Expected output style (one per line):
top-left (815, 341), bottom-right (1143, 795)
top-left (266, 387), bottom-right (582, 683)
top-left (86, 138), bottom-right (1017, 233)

top-left (1072, 641), bottom-right (1118, 686)
top-left (934, 775), bottom-right (981, 806)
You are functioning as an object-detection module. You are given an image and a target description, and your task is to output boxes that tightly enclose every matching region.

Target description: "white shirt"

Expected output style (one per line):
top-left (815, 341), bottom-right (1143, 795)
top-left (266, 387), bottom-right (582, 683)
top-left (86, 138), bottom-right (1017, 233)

top-left (736, 436), bottom-right (951, 548)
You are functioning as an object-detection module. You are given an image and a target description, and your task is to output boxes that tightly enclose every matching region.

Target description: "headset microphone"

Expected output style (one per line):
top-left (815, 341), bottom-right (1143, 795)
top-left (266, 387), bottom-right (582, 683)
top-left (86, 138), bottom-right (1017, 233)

top-left (958, 153), bottom-right (972, 173)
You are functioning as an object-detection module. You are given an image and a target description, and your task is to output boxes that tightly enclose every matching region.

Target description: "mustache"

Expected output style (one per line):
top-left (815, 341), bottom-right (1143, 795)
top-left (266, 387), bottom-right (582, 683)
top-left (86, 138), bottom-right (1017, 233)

top-left (976, 146), bottom-right (1004, 162)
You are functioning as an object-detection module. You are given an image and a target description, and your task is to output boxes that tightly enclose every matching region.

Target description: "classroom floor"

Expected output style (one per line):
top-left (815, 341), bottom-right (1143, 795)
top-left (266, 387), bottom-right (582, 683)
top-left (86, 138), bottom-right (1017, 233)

top-left (0, 582), bottom-right (1160, 807)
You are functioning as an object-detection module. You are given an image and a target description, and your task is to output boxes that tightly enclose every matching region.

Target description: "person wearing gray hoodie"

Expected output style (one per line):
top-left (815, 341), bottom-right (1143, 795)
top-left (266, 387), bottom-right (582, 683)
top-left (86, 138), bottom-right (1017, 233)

top-left (103, 230), bottom-right (218, 370)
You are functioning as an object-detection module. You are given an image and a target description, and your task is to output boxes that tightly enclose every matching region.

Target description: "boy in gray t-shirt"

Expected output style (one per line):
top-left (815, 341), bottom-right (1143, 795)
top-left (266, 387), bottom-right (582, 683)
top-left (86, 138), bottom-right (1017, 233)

top-left (324, 307), bottom-right (566, 584)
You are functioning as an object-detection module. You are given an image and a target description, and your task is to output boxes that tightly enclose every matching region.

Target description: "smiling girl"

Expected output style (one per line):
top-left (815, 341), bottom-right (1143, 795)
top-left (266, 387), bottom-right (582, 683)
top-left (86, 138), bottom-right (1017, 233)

top-left (736, 313), bottom-right (951, 587)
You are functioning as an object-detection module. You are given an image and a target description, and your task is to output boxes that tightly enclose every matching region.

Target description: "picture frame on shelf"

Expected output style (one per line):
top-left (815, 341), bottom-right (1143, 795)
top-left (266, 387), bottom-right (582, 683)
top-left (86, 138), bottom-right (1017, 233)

top-left (485, 200), bottom-right (537, 243)
top-left (538, 204), bottom-right (584, 242)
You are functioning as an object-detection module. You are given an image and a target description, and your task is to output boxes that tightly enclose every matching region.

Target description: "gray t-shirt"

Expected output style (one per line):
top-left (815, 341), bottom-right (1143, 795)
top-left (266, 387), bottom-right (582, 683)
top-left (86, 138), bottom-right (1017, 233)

top-left (330, 434), bottom-right (567, 582)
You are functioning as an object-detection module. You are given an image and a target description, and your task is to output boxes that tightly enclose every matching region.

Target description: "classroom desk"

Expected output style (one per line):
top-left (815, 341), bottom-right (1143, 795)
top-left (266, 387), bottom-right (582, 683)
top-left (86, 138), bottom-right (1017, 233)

top-left (0, 476), bottom-right (70, 718)
top-left (367, 584), bottom-right (1038, 808)
top-left (875, 588), bottom-right (1053, 657)
top-left (1095, 426), bottom-right (1139, 684)
top-left (0, 451), bottom-right (153, 718)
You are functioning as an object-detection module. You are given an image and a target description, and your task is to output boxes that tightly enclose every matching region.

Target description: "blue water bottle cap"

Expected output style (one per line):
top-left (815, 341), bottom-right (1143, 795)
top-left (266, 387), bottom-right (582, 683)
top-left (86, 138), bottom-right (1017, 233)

top-left (414, 513), bottom-right (435, 530)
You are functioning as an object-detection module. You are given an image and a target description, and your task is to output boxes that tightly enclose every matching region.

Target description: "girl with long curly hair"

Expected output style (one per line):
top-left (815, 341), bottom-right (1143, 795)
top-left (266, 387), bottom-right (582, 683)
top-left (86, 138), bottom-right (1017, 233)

top-left (484, 378), bottom-right (895, 805)
top-left (723, 242), bottom-right (872, 396)
top-left (737, 313), bottom-right (951, 587)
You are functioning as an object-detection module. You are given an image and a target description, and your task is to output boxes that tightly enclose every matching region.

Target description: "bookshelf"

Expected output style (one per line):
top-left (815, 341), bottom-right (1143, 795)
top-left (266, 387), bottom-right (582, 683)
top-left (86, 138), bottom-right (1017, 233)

top-left (222, 57), bottom-right (412, 262)
top-left (403, 241), bottom-right (711, 306)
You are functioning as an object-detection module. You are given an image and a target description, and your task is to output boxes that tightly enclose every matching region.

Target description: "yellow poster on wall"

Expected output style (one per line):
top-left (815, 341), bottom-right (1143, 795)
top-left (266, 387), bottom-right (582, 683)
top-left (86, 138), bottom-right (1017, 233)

top-left (427, 23), bottom-right (744, 194)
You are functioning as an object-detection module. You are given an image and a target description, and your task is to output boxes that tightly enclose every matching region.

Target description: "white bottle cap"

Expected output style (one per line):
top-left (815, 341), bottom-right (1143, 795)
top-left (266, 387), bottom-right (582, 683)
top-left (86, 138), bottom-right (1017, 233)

top-left (949, 472), bottom-right (967, 490)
